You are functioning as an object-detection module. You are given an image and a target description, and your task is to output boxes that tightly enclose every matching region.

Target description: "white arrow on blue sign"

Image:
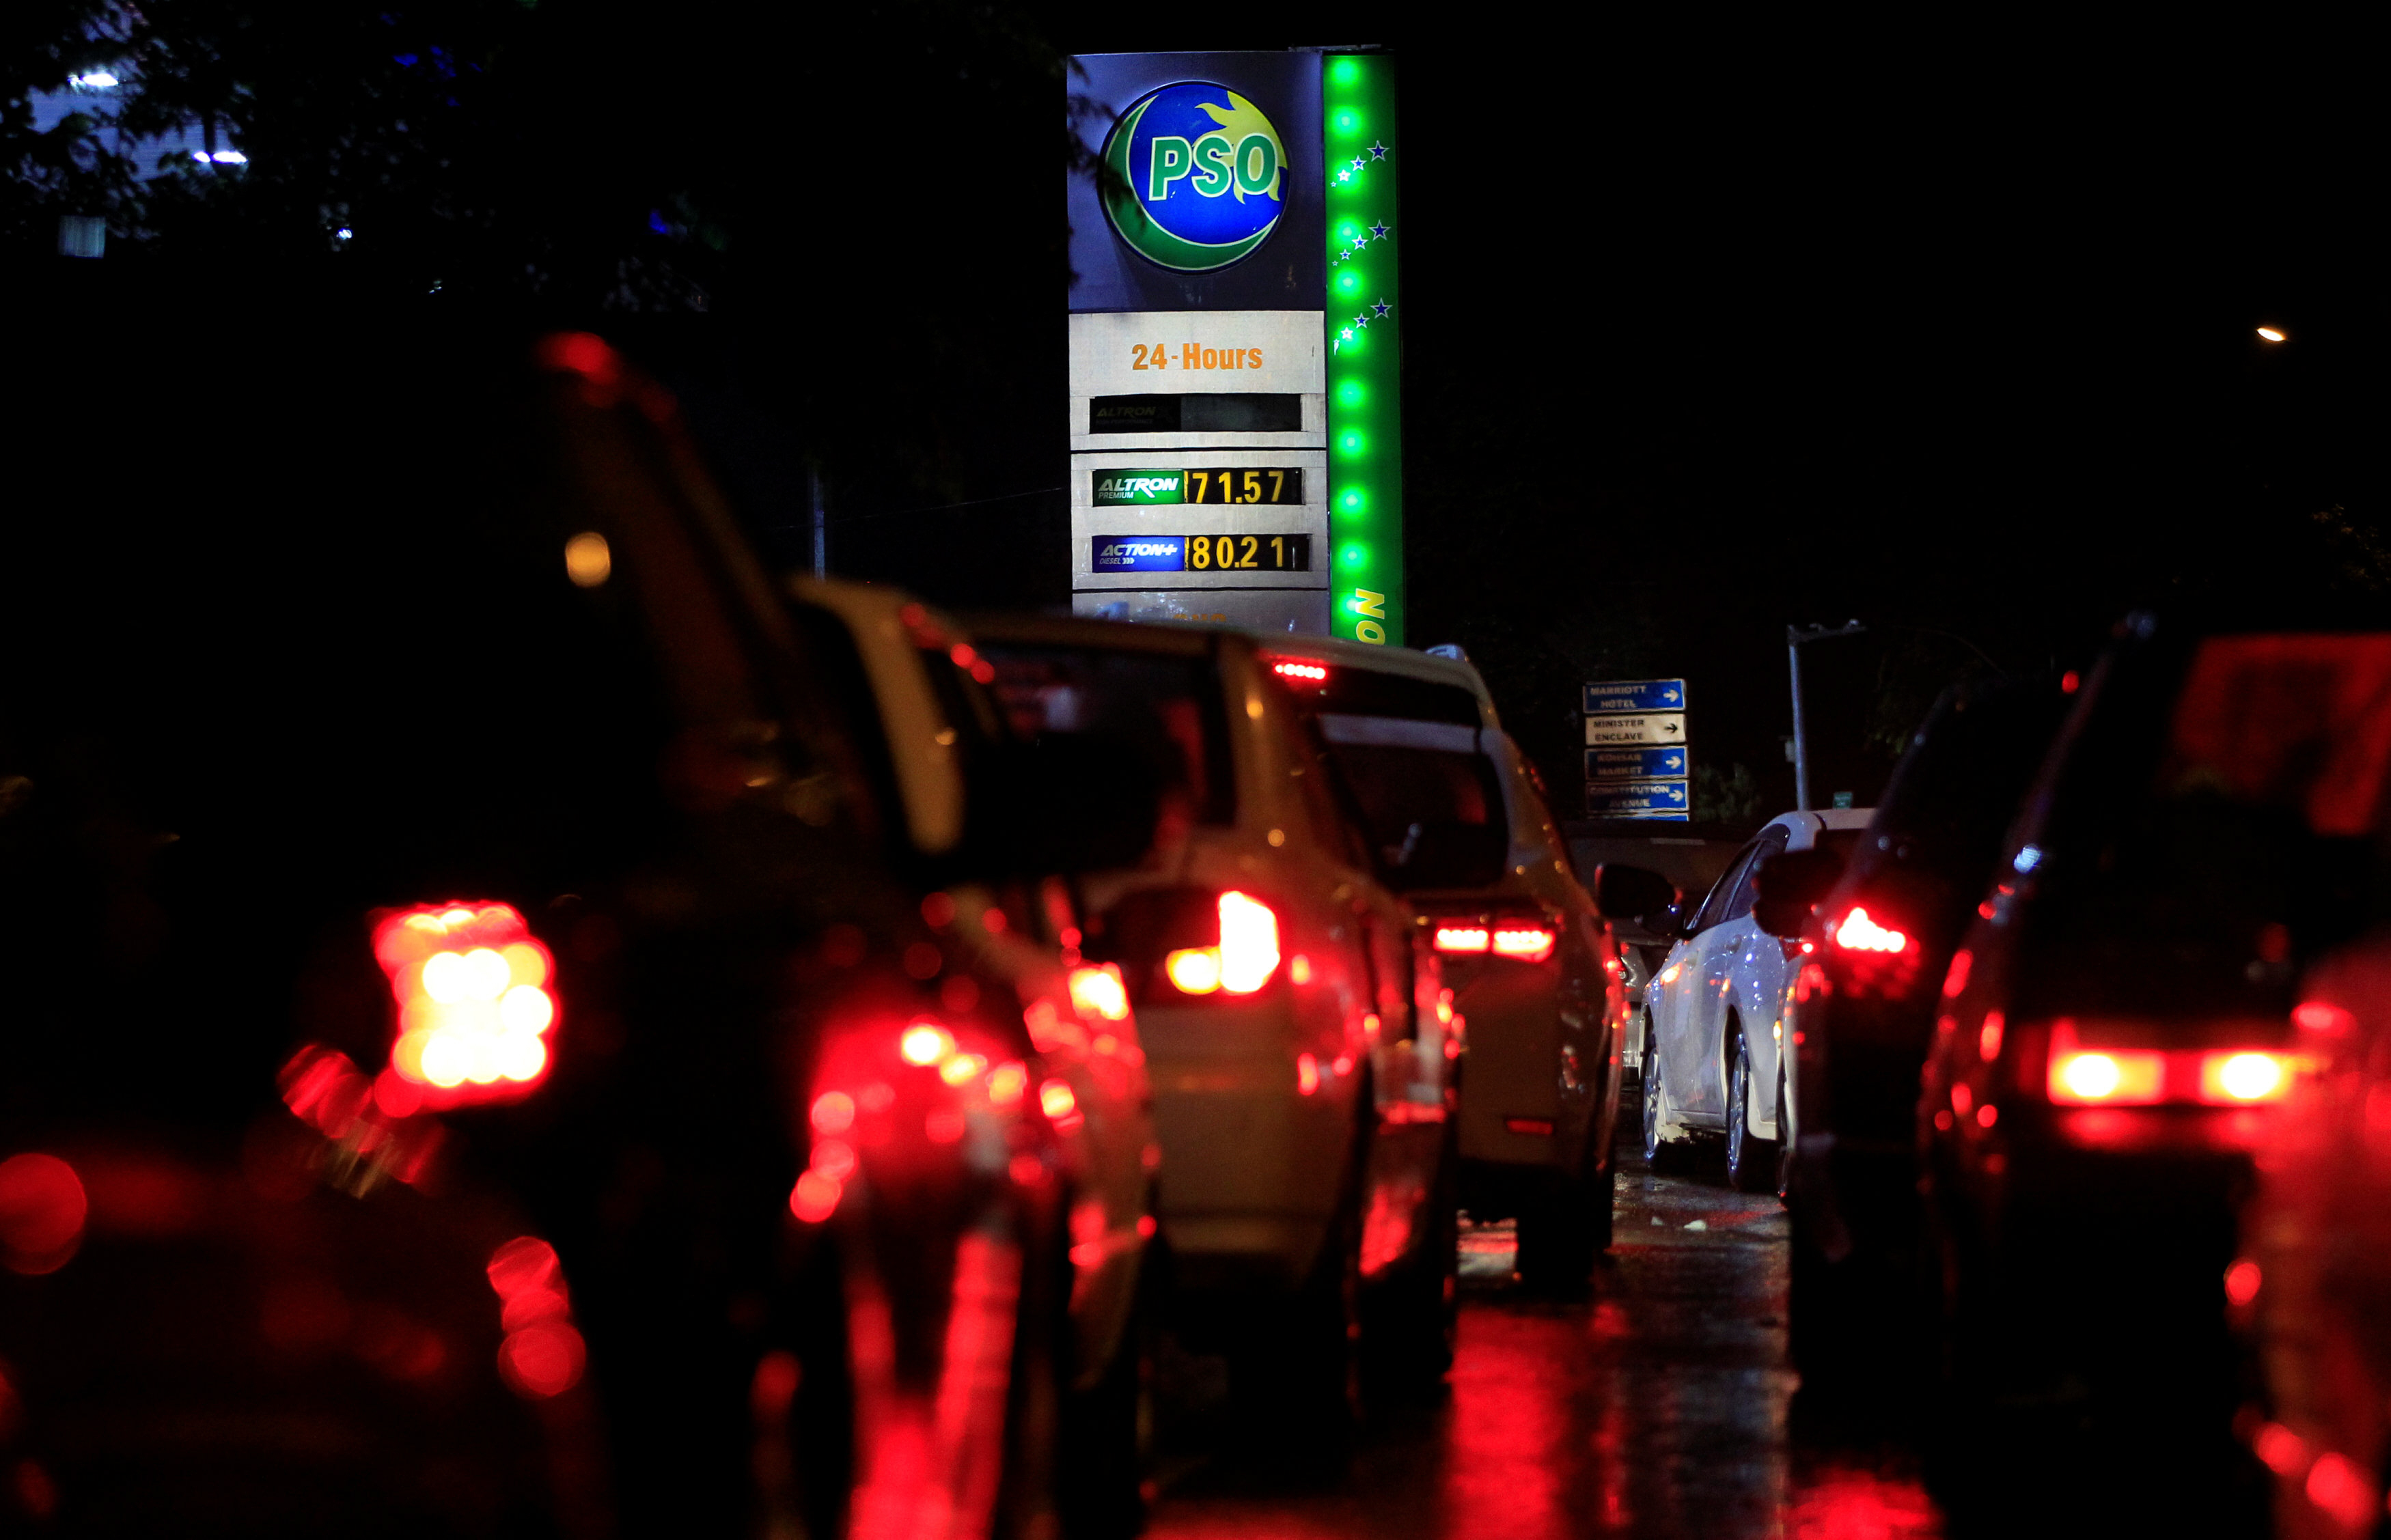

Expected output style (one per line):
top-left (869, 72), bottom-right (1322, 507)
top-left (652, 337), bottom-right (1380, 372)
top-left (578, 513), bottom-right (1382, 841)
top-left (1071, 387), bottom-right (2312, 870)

top-left (1584, 712), bottom-right (1686, 747)
top-left (1586, 746), bottom-right (1689, 781)
top-left (1583, 780), bottom-right (1690, 816)
top-left (1584, 679), bottom-right (1687, 714)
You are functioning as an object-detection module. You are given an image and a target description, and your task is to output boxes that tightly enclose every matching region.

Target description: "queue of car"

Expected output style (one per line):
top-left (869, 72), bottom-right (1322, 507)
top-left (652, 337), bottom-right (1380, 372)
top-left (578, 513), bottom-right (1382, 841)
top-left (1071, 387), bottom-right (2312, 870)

top-left (0, 307), bottom-right (1670, 1536)
top-left (18, 301), bottom-right (2383, 1540)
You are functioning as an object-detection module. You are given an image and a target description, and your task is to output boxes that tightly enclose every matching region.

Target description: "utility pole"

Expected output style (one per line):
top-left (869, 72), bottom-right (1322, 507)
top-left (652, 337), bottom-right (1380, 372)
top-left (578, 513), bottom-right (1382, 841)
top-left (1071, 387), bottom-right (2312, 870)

top-left (1787, 620), bottom-right (1866, 811)
top-left (809, 463), bottom-right (827, 578)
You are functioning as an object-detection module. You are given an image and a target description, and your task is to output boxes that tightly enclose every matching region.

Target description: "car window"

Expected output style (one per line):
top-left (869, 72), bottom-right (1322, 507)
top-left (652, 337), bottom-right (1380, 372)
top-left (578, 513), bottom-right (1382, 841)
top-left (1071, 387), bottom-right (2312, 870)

top-left (1312, 715), bottom-right (1503, 868)
top-left (1694, 842), bottom-right (1764, 932)
top-left (1726, 828), bottom-right (1792, 921)
top-left (2024, 631), bottom-right (2391, 1020)
top-left (981, 644), bottom-right (1235, 827)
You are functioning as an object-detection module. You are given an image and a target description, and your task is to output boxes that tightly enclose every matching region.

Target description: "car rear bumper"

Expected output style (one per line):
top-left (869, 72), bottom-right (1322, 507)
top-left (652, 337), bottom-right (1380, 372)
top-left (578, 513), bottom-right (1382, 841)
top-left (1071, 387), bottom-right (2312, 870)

top-left (1449, 962), bottom-right (1572, 1172)
top-left (1137, 995), bottom-right (1355, 1292)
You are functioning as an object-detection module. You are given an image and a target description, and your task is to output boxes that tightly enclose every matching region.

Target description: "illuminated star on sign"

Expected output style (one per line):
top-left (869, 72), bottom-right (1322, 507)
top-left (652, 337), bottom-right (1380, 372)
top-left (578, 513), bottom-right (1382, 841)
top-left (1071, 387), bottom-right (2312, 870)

top-left (1372, 300), bottom-right (1390, 316)
top-left (1336, 168), bottom-right (1351, 182)
top-left (1351, 156), bottom-right (1365, 171)
top-left (1368, 142), bottom-right (1388, 158)
top-left (1370, 223), bottom-right (1389, 240)
top-left (1340, 327), bottom-right (1354, 340)
top-left (1352, 235), bottom-right (1368, 251)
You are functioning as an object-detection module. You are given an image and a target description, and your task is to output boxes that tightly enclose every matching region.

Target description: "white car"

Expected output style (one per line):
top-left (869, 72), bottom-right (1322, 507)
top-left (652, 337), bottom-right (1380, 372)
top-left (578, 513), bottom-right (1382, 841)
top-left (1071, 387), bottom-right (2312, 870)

top-left (972, 614), bottom-right (1461, 1445)
top-left (1641, 809), bottom-right (1872, 1190)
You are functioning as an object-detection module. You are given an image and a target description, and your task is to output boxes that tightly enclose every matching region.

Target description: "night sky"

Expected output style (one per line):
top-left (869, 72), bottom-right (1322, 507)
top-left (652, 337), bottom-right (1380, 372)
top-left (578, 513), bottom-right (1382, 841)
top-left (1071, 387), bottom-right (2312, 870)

top-left (14, 8), bottom-right (2383, 822)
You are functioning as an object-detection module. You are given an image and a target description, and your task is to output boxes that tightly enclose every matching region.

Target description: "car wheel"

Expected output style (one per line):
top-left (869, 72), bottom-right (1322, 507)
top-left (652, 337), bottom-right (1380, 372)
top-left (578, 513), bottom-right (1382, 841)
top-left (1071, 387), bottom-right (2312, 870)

top-left (1231, 1127), bottom-right (1362, 1463)
top-left (1642, 1037), bottom-right (1691, 1173)
top-left (1363, 1112), bottom-right (1459, 1394)
top-left (1056, 1220), bottom-right (1155, 1540)
top-left (1773, 1054), bottom-right (1795, 1203)
top-left (1517, 1131), bottom-right (1614, 1288)
top-left (1726, 1025), bottom-right (1778, 1193)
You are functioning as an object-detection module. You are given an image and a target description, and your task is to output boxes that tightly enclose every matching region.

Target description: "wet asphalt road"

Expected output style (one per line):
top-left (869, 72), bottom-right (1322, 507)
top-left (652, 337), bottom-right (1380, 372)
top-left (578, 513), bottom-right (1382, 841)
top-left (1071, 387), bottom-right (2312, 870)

top-left (1144, 1108), bottom-right (1945, 1540)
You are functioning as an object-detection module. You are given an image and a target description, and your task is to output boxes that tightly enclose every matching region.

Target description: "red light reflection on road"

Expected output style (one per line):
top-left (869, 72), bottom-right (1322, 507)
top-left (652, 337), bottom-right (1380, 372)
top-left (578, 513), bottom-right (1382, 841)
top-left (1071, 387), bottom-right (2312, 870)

top-left (1439, 1308), bottom-right (1565, 1536)
top-left (1783, 1464), bottom-right (1945, 1539)
top-left (846, 1232), bottom-right (1021, 1540)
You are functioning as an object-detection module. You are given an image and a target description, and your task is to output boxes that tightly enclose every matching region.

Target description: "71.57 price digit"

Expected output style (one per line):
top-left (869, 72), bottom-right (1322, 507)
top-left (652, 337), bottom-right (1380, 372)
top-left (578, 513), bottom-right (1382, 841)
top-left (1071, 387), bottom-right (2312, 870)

top-left (1185, 468), bottom-right (1303, 505)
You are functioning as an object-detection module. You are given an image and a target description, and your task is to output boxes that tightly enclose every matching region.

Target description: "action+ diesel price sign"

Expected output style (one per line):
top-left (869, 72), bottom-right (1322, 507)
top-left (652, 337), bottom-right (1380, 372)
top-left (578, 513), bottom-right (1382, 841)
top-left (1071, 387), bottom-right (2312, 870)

top-left (1092, 534), bottom-right (1312, 573)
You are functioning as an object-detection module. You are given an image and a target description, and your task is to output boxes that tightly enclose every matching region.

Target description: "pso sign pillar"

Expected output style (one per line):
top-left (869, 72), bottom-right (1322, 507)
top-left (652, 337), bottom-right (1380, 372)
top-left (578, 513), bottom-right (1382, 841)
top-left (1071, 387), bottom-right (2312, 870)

top-left (1066, 49), bottom-right (1402, 645)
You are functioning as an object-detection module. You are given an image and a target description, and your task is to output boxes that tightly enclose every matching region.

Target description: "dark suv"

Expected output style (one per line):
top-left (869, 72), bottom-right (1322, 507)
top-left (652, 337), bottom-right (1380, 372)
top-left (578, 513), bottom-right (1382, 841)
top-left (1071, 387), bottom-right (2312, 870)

top-left (1775, 675), bottom-right (2069, 1379)
top-left (1916, 616), bottom-right (2379, 1522)
top-left (0, 305), bottom-right (1123, 1537)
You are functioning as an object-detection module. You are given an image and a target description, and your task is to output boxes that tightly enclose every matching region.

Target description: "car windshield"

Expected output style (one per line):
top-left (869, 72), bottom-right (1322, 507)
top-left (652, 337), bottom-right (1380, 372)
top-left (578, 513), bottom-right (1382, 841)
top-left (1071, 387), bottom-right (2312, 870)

top-left (981, 645), bottom-right (1234, 827)
top-left (1312, 716), bottom-right (1504, 866)
top-left (2021, 632), bottom-right (2391, 1021)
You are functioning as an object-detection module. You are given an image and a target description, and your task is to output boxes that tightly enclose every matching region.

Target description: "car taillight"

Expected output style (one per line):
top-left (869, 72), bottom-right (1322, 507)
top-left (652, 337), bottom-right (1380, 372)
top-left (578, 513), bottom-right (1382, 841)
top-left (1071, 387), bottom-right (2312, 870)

top-left (1829, 907), bottom-right (1909, 954)
top-left (1822, 904), bottom-right (1923, 1000)
top-left (2199, 1050), bottom-right (2289, 1104)
top-left (1270, 659), bottom-right (1329, 683)
top-left (1491, 925), bottom-right (1557, 963)
top-left (1164, 891), bottom-right (1282, 996)
top-left (370, 903), bottom-right (557, 1109)
top-left (2048, 1048), bottom-right (2165, 1105)
top-left (1431, 916), bottom-right (1556, 964)
top-left (1067, 964), bottom-right (1131, 1022)
top-left (486, 1235), bottom-right (586, 1399)
top-left (2043, 1020), bottom-right (2293, 1108)
top-left (797, 1017), bottom-right (1049, 1225)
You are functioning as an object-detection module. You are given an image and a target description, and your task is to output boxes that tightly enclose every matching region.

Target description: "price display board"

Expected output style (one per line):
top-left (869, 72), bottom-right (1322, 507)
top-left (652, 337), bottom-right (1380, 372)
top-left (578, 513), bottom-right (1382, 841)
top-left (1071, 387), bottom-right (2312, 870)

top-left (1092, 534), bottom-right (1312, 573)
top-left (1094, 468), bottom-right (1305, 506)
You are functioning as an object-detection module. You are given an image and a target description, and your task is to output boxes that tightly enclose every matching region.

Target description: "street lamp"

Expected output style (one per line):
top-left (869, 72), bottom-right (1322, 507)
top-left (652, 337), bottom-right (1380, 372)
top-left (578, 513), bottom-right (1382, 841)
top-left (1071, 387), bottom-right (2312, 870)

top-left (2256, 326), bottom-right (2286, 344)
top-left (1787, 620), bottom-right (1866, 812)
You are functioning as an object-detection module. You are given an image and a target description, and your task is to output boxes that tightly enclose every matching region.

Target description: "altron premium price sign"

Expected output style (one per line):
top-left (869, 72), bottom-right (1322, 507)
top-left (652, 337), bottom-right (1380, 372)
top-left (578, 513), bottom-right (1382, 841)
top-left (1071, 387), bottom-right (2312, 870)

top-left (1066, 51), bottom-right (1401, 641)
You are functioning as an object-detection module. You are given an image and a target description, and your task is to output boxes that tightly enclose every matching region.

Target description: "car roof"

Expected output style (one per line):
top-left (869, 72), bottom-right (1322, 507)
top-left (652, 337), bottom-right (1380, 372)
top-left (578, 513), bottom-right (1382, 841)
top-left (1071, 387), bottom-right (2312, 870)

top-left (961, 610), bottom-right (1219, 659)
top-left (1236, 630), bottom-right (1495, 705)
top-left (1760, 808), bottom-right (1877, 847)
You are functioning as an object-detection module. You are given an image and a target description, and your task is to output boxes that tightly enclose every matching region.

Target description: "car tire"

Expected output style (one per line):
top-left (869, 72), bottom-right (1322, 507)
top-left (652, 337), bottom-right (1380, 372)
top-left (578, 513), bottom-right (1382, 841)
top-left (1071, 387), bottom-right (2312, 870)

top-left (1642, 1037), bottom-right (1692, 1173)
top-left (1056, 1227), bottom-right (1155, 1540)
top-left (1362, 1112), bottom-right (1459, 1394)
top-left (1230, 1126), bottom-right (1362, 1463)
top-left (1725, 1024), bottom-right (1779, 1193)
top-left (1517, 1108), bottom-right (1616, 1287)
top-left (1773, 1054), bottom-right (1795, 1203)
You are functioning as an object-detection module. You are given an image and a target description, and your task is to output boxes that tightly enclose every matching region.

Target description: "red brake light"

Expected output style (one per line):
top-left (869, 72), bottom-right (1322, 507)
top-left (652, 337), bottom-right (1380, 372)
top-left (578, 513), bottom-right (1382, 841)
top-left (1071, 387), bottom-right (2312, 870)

top-left (1490, 925), bottom-right (1557, 964)
top-left (1068, 964), bottom-right (1131, 1022)
top-left (1830, 907), bottom-right (1909, 954)
top-left (1433, 925), bottom-right (1490, 954)
top-left (486, 1235), bottom-right (585, 1399)
top-left (2043, 1020), bottom-right (2293, 1108)
top-left (371, 904), bottom-right (557, 1107)
top-left (1165, 892), bottom-right (1282, 996)
top-left (1271, 659), bottom-right (1328, 683)
top-left (2198, 1051), bottom-right (2289, 1104)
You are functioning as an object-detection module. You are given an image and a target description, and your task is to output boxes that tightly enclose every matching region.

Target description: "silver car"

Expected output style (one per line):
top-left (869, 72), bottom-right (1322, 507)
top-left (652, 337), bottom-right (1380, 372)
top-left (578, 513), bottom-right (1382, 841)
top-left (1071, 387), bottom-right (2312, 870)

top-left (1642, 809), bottom-right (1872, 1190)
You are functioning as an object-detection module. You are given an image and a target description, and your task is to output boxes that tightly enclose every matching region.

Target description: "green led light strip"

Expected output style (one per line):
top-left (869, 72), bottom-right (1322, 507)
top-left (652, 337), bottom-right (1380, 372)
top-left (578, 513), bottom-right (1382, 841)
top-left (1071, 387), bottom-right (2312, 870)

top-left (1324, 53), bottom-right (1401, 647)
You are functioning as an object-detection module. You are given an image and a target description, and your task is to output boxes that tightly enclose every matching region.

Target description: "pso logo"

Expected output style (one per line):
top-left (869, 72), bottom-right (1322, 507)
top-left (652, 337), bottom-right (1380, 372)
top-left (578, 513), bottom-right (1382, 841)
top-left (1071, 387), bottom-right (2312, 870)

top-left (1101, 81), bottom-right (1285, 273)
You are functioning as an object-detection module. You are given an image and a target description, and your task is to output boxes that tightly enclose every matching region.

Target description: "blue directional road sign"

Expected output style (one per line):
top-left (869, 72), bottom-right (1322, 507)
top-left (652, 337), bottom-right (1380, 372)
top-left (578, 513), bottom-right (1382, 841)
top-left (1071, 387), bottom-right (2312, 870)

top-left (1584, 780), bottom-right (1691, 818)
top-left (1586, 746), bottom-right (1689, 781)
top-left (1584, 679), bottom-right (1687, 715)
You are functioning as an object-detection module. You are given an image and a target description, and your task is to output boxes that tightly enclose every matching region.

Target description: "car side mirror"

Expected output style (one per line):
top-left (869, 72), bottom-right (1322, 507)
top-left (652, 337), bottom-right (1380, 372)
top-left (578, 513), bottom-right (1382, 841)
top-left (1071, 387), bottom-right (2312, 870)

top-left (1593, 863), bottom-right (1679, 929)
top-left (1378, 819), bottom-right (1509, 892)
top-left (973, 734), bottom-right (1159, 877)
top-left (1752, 847), bottom-right (1847, 940)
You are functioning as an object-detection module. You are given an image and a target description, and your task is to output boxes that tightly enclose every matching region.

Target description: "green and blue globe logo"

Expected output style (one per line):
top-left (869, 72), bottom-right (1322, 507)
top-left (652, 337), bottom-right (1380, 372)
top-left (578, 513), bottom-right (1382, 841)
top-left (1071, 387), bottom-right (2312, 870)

top-left (1101, 81), bottom-right (1286, 273)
